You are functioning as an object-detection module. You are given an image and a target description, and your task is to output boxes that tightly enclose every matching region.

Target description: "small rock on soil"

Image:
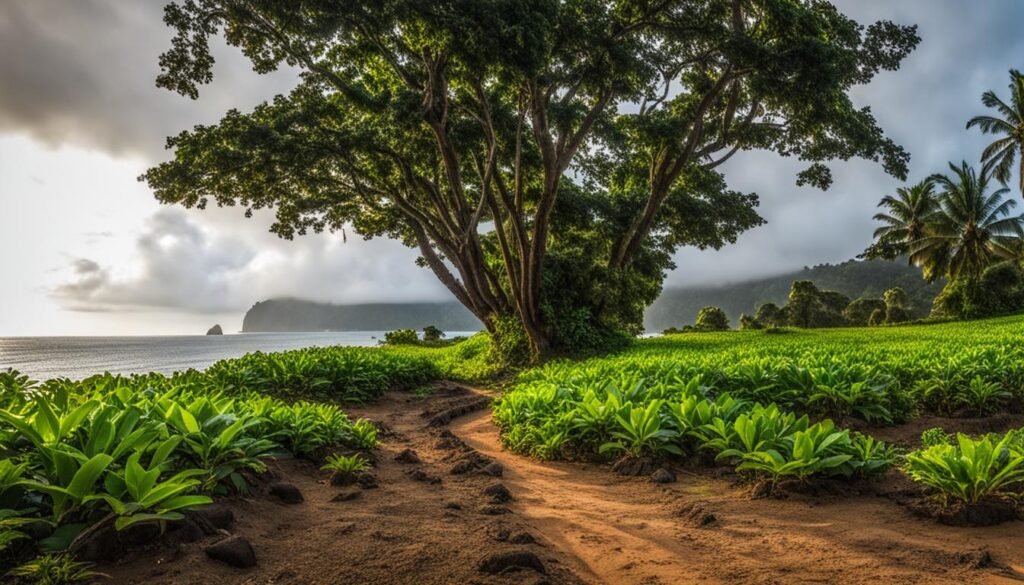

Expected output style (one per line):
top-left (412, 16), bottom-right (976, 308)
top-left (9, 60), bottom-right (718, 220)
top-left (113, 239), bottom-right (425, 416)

top-left (914, 499), bottom-right (1020, 527)
top-left (357, 472), bottom-right (379, 489)
top-left (269, 482), bottom-right (304, 504)
top-left (676, 502), bottom-right (717, 528)
top-left (205, 535), bottom-right (257, 568)
top-left (484, 483), bottom-right (513, 504)
top-left (477, 550), bottom-right (547, 575)
top-left (611, 456), bottom-right (657, 477)
top-left (480, 505), bottom-right (511, 515)
top-left (650, 468), bottom-right (676, 483)
top-left (957, 549), bottom-right (996, 569)
top-left (479, 462), bottom-right (504, 477)
top-left (193, 505), bottom-right (235, 531)
top-left (394, 448), bottom-right (422, 464)
top-left (510, 532), bottom-right (536, 545)
top-left (450, 453), bottom-right (492, 475)
top-left (405, 467), bottom-right (441, 484)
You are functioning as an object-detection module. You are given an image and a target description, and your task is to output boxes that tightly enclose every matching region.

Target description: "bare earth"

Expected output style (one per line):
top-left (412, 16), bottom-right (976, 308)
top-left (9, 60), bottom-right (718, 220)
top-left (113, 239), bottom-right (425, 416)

top-left (101, 385), bottom-right (1024, 584)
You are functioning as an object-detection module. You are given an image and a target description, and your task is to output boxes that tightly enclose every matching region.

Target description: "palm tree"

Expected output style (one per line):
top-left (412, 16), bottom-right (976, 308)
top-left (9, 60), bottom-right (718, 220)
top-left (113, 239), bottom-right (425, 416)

top-left (911, 161), bottom-right (1024, 281)
top-left (966, 70), bottom-right (1024, 192)
top-left (867, 178), bottom-right (938, 262)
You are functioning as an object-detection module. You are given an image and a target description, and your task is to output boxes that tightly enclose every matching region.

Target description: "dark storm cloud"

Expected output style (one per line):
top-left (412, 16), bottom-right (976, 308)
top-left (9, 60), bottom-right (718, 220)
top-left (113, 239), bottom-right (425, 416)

top-left (4, 0), bottom-right (1024, 306)
top-left (0, 0), bottom-right (297, 159)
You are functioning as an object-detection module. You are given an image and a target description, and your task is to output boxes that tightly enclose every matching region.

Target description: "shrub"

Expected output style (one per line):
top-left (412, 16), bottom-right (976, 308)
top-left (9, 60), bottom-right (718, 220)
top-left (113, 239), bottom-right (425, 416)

top-left (739, 314), bottom-right (763, 330)
top-left (321, 453), bottom-right (371, 474)
top-left (754, 303), bottom-right (785, 327)
top-left (903, 432), bottom-right (1024, 505)
top-left (932, 262), bottom-right (1024, 320)
top-left (843, 298), bottom-right (886, 326)
top-left (383, 329), bottom-right (420, 345)
top-left (695, 306), bottom-right (730, 331)
top-left (422, 325), bottom-right (444, 343)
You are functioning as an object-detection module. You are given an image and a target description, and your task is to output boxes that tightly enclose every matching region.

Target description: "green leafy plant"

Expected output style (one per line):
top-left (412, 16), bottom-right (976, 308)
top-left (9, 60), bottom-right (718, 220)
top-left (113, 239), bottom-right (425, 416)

top-left (960, 376), bottom-right (1011, 415)
top-left (599, 400), bottom-right (681, 458)
top-left (920, 427), bottom-right (951, 448)
top-left (321, 453), bottom-right (370, 474)
top-left (903, 432), bottom-right (1024, 505)
top-left (8, 553), bottom-right (104, 585)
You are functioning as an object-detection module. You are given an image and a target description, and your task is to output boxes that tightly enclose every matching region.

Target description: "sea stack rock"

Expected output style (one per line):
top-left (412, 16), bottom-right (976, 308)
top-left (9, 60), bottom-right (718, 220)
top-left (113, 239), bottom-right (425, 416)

top-left (206, 324), bottom-right (224, 335)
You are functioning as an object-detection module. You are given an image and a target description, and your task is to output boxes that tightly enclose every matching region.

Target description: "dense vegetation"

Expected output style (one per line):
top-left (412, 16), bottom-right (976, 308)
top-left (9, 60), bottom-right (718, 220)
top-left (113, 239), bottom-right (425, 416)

top-left (646, 258), bottom-right (942, 328)
top-left (0, 368), bottom-right (380, 575)
top-left (0, 345), bottom-right (463, 578)
top-left (494, 316), bottom-right (1024, 498)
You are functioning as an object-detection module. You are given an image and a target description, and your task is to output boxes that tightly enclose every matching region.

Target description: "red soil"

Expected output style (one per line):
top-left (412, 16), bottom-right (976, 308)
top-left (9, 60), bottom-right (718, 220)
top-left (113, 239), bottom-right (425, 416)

top-left (98, 385), bottom-right (1024, 584)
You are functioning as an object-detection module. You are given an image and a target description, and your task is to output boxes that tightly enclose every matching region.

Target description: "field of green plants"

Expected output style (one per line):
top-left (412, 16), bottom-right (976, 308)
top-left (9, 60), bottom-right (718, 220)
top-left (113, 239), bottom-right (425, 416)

top-left (0, 345), bottom-right (444, 580)
top-left (4, 318), bottom-right (1024, 580)
top-left (494, 315), bottom-right (1024, 504)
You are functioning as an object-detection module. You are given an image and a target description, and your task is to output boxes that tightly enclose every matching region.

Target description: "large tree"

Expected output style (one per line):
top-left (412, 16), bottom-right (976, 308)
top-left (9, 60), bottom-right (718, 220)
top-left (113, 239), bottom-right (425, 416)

top-left (967, 69), bottom-right (1024, 193)
top-left (145, 0), bottom-right (918, 359)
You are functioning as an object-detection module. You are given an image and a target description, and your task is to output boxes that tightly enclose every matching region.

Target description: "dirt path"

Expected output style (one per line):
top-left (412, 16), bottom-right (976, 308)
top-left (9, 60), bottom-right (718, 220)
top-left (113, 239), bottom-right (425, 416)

top-left (101, 385), bottom-right (582, 585)
top-left (98, 383), bottom-right (1024, 585)
top-left (454, 407), bottom-right (1024, 585)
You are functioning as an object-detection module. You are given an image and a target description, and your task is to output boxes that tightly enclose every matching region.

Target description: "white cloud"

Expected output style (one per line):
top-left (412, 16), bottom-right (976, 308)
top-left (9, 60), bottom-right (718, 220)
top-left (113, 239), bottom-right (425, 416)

top-left (51, 208), bottom-right (451, 314)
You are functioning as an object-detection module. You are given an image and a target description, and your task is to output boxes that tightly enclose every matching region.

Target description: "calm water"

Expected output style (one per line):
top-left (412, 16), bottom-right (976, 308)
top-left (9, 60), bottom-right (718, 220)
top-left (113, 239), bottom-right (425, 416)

top-left (0, 332), bottom-right (479, 381)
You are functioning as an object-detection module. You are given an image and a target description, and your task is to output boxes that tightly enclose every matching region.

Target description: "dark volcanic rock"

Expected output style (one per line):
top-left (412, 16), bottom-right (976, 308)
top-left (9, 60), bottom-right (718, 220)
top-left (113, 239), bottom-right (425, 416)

top-left (357, 472), bottom-right (379, 489)
top-left (957, 549), bottom-right (995, 569)
top-left (479, 462), bottom-right (504, 477)
top-left (450, 452), bottom-right (492, 475)
top-left (205, 536), bottom-right (257, 568)
top-left (935, 501), bottom-right (1018, 527)
top-left (509, 532), bottom-right (536, 545)
top-left (650, 468), bottom-right (676, 484)
top-left (269, 482), bottom-right (304, 504)
top-left (676, 502), bottom-right (717, 528)
top-left (394, 448), bottom-right (422, 464)
top-left (477, 550), bottom-right (547, 575)
top-left (405, 468), bottom-right (441, 484)
top-left (331, 471), bottom-right (358, 486)
top-left (76, 526), bottom-right (120, 562)
top-left (484, 483), bottom-right (513, 504)
top-left (194, 504), bottom-right (235, 530)
top-left (206, 324), bottom-right (223, 335)
top-left (611, 456), bottom-right (656, 477)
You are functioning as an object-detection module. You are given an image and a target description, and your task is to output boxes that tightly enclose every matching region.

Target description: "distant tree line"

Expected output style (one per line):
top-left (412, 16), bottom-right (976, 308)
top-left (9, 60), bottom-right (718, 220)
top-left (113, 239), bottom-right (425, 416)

top-left (663, 279), bottom-right (914, 333)
top-left (645, 258), bottom-right (941, 331)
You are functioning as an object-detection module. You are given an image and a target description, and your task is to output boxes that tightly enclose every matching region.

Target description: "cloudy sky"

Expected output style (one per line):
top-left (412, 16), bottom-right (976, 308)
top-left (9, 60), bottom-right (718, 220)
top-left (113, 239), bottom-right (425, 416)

top-left (1, 1), bottom-right (1022, 335)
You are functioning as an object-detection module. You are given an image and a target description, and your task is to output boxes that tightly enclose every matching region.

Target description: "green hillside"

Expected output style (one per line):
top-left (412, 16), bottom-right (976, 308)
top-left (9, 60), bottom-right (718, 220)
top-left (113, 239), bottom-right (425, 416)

top-left (645, 259), bottom-right (943, 331)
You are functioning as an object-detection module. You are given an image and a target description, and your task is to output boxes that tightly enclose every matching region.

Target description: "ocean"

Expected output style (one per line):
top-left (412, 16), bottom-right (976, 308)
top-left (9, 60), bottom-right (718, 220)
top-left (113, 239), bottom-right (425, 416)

top-left (0, 331), bottom-right (480, 381)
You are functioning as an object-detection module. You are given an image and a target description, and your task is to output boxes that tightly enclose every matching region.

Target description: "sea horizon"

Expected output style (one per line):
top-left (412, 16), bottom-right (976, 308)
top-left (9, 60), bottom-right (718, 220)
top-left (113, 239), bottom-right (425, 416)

top-left (0, 330), bottom-right (481, 381)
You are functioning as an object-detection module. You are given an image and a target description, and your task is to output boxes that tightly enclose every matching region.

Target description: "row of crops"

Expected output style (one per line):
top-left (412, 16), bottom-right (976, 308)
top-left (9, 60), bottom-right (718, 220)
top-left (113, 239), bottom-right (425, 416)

top-left (0, 346), bottom-right (441, 580)
top-left (494, 316), bottom-right (1024, 506)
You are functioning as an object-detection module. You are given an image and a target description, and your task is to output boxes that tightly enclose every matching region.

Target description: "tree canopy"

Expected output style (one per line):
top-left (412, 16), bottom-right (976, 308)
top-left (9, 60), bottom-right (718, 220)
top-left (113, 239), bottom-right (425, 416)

top-left (145, 0), bottom-right (919, 359)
